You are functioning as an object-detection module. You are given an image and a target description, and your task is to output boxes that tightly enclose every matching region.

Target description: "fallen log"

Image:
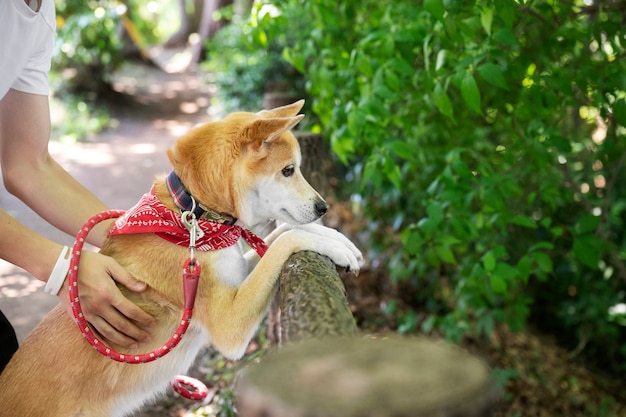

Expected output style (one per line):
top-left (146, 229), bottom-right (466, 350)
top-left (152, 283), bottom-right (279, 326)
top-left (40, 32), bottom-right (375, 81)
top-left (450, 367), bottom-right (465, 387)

top-left (238, 335), bottom-right (500, 417)
top-left (276, 251), bottom-right (358, 343)
top-left (237, 251), bottom-right (500, 417)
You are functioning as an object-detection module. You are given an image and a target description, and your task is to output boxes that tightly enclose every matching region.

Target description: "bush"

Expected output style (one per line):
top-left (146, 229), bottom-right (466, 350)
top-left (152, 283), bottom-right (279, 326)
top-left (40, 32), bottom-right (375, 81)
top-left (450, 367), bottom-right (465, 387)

top-left (54, 0), bottom-right (125, 92)
top-left (245, 0), bottom-right (626, 373)
top-left (202, 3), bottom-right (307, 114)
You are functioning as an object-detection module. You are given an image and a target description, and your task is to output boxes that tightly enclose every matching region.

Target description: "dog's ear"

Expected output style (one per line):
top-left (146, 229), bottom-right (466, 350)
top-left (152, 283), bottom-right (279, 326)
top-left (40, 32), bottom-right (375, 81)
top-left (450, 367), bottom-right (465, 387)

top-left (258, 99), bottom-right (305, 118)
top-left (244, 114), bottom-right (304, 146)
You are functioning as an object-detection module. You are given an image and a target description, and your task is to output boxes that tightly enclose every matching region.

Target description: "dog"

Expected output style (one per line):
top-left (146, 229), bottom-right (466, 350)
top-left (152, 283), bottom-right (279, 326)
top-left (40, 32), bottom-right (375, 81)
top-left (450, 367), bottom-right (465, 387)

top-left (0, 100), bottom-right (361, 416)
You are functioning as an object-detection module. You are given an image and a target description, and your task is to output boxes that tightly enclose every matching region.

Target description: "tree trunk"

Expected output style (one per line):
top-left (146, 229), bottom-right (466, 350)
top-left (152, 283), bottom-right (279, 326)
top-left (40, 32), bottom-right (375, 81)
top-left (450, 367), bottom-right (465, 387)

top-left (189, 0), bottom-right (233, 64)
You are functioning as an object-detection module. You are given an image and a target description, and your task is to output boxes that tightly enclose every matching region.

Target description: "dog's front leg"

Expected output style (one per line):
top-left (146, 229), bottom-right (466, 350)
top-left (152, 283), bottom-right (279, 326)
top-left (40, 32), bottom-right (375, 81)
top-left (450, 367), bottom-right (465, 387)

top-left (208, 228), bottom-right (361, 359)
top-left (242, 222), bottom-right (292, 271)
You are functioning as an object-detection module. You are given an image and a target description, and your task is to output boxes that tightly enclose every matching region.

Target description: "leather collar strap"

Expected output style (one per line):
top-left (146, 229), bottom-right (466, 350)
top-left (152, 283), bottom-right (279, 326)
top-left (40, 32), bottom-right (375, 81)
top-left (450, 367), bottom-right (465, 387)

top-left (165, 170), bottom-right (238, 226)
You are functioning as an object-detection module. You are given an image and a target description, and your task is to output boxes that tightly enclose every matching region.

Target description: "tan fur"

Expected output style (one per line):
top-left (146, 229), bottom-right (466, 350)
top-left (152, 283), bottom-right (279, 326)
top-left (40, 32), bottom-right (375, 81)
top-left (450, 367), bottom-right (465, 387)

top-left (0, 101), bottom-right (361, 417)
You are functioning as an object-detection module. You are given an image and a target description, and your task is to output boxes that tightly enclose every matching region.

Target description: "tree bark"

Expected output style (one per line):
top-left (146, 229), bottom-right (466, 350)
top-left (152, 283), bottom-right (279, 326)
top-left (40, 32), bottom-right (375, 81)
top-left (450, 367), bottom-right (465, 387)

top-left (275, 251), bottom-right (358, 344)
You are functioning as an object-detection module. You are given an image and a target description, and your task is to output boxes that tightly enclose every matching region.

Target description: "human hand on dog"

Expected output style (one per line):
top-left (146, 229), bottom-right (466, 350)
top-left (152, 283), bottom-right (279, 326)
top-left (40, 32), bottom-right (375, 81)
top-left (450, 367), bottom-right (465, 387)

top-left (57, 251), bottom-right (156, 349)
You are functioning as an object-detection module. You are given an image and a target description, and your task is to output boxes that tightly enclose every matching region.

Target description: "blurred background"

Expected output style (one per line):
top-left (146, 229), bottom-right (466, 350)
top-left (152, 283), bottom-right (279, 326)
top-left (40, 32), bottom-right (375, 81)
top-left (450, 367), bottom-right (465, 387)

top-left (3, 0), bottom-right (626, 416)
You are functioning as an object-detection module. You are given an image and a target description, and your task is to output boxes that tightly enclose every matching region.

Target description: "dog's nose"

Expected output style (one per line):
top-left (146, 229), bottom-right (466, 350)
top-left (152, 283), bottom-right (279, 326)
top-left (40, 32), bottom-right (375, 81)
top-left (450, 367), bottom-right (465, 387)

top-left (315, 199), bottom-right (328, 216)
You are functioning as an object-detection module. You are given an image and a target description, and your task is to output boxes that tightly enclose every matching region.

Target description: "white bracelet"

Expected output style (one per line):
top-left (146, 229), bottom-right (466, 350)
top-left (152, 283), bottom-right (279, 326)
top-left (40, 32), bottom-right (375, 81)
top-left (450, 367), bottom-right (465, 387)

top-left (43, 246), bottom-right (71, 295)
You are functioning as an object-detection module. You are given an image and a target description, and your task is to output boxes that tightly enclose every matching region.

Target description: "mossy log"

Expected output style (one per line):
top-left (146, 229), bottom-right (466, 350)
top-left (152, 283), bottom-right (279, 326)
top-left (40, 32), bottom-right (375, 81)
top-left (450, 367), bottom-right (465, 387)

top-left (237, 251), bottom-right (500, 417)
top-left (276, 251), bottom-right (358, 343)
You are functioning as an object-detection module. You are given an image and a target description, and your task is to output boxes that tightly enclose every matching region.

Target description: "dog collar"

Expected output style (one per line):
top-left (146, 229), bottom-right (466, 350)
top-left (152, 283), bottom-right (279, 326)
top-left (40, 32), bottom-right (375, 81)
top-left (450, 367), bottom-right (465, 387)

top-left (165, 170), bottom-right (238, 226)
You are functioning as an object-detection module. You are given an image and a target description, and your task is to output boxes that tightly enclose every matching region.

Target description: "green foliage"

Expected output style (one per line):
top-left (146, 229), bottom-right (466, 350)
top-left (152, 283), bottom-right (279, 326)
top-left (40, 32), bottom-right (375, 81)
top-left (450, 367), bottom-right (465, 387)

top-left (49, 92), bottom-right (111, 143)
top-left (54, 0), bottom-right (176, 92)
top-left (202, 4), bottom-right (307, 113)
top-left (54, 0), bottom-right (125, 92)
top-left (249, 0), bottom-right (626, 372)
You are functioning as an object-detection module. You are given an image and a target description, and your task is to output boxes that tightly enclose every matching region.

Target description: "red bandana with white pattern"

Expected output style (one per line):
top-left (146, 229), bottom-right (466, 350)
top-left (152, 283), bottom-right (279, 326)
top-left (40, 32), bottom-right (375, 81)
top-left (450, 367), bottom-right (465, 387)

top-left (108, 188), bottom-right (267, 257)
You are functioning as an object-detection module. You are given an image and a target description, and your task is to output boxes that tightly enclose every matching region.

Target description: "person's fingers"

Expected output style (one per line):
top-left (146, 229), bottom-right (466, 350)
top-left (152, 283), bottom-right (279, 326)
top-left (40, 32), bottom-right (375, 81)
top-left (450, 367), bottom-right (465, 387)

top-left (58, 283), bottom-right (144, 349)
top-left (109, 262), bottom-right (148, 293)
top-left (86, 312), bottom-right (139, 350)
top-left (109, 290), bottom-right (156, 331)
top-left (103, 259), bottom-right (157, 329)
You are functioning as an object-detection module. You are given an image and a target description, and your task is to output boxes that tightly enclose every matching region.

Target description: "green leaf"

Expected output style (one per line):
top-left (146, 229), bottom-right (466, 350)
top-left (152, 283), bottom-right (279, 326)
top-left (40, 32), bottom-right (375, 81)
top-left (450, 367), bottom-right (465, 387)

top-left (481, 7), bottom-right (493, 36)
top-left (388, 140), bottom-right (416, 161)
top-left (401, 228), bottom-right (421, 255)
top-left (354, 53), bottom-right (373, 77)
top-left (461, 73), bottom-right (482, 115)
top-left (490, 275), bottom-right (507, 293)
top-left (511, 215), bottom-right (537, 229)
top-left (495, 262), bottom-right (518, 281)
top-left (494, 0), bottom-right (516, 29)
top-left (424, 0), bottom-right (445, 20)
top-left (417, 217), bottom-right (438, 234)
top-left (385, 67), bottom-right (401, 92)
top-left (575, 214), bottom-right (600, 234)
top-left (532, 252), bottom-right (553, 274)
top-left (433, 82), bottom-right (454, 120)
top-left (529, 241), bottom-right (554, 252)
top-left (483, 251), bottom-right (497, 272)
top-left (477, 63), bottom-right (508, 90)
top-left (614, 98), bottom-right (626, 127)
top-left (493, 27), bottom-right (518, 46)
top-left (252, 29), bottom-right (268, 48)
top-left (517, 255), bottom-right (532, 283)
top-left (283, 47), bottom-right (305, 73)
top-left (436, 245), bottom-right (457, 264)
top-left (389, 57), bottom-right (414, 75)
top-left (427, 201), bottom-right (444, 224)
top-left (573, 236), bottom-right (600, 269)
top-left (384, 158), bottom-right (402, 190)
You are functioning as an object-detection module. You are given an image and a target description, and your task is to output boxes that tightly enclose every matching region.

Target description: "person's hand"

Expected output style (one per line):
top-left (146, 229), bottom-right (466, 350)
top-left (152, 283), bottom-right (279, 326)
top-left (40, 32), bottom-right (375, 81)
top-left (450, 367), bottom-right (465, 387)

top-left (57, 251), bottom-right (156, 349)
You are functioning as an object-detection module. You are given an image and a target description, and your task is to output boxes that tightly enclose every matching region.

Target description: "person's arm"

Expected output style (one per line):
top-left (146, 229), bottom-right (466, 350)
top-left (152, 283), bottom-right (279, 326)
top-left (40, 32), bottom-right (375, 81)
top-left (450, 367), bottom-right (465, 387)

top-left (0, 89), bottom-right (155, 348)
top-left (0, 89), bottom-right (112, 246)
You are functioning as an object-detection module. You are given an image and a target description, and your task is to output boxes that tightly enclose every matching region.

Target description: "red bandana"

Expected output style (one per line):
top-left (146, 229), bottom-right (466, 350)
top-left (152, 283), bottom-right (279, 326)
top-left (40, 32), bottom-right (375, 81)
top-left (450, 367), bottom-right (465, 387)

top-left (108, 189), bottom-right (267, 257)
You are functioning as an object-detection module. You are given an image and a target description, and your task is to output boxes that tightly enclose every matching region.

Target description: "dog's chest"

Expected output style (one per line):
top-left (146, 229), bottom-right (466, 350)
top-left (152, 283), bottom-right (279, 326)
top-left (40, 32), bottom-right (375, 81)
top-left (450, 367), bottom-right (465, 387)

top-left (110, 321), bottom-right (208, 417)
top-left (207, 243), bottom-right (249, 287)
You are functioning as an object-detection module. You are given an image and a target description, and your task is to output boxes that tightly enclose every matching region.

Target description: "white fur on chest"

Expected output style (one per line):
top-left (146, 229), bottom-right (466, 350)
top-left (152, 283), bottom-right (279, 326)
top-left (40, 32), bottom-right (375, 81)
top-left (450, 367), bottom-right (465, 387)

top-left (111, 321), bottom-right (208, 417)
top-left (211, 243), bottom-right (249, 287)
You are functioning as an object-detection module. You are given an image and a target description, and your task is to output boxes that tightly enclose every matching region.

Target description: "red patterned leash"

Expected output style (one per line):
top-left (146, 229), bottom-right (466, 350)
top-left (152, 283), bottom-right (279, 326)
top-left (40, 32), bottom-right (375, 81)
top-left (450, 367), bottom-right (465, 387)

top-left (67, 209), bottom-right (208, 401)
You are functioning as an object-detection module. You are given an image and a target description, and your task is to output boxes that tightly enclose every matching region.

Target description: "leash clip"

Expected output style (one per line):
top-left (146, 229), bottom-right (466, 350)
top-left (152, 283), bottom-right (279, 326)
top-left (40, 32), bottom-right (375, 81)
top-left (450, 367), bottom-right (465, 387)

top-left (181, 210), bottom-right (199, 261)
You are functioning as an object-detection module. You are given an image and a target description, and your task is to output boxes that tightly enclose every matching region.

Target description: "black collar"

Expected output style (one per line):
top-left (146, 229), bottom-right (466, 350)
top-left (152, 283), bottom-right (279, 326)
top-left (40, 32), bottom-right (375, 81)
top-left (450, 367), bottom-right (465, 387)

top-left (165, 171), bottom-right (238, 226)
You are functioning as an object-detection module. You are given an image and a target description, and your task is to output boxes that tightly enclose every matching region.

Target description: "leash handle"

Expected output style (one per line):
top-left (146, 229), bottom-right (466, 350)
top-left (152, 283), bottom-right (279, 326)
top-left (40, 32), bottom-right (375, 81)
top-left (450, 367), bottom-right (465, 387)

top-left (183, 258), bottom-right (201, 310)
top-left (67, 210), bottom-right (208, 400)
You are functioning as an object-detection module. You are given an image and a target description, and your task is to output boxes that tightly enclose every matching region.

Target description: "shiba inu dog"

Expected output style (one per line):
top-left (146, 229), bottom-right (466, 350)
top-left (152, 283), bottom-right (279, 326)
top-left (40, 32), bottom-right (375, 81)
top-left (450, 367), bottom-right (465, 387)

top-left (0, 100), bottom-right (361, 417)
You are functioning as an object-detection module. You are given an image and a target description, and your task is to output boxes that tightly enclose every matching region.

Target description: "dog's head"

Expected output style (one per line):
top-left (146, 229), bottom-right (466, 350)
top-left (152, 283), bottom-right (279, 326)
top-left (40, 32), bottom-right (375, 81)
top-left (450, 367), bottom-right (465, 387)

top-left (167, 100), bottom-right (327, 226)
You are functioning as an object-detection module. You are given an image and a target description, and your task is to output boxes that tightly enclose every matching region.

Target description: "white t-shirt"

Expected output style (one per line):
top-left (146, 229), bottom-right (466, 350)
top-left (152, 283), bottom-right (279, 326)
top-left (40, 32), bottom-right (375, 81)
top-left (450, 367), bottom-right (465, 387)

top-left (0, 0), bottom-right (56, 100)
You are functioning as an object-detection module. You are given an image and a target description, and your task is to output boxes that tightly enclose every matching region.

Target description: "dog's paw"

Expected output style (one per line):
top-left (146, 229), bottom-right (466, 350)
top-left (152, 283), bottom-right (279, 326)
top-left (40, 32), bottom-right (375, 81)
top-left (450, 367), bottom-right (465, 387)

top-left (276, 228), bottom-right (362, 274)
top-left (294, 223), bottom-right (363, 266)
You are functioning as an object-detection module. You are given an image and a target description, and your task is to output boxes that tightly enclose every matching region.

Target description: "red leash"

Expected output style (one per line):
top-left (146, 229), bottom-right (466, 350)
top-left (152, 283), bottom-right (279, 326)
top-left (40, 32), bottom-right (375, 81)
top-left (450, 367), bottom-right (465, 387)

top-left (67, 210), bottom-right (208, 401)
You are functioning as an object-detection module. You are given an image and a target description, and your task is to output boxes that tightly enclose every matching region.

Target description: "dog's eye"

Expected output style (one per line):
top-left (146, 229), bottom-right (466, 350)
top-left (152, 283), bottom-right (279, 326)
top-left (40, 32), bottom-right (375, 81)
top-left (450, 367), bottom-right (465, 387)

top-left (282, 165), bottom-right (295, 177)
